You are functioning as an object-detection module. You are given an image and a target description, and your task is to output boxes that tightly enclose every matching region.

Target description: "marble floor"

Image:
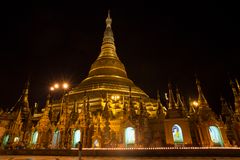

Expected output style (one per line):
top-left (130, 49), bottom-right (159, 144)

top-left (0, 156), bottom-right (240, 160)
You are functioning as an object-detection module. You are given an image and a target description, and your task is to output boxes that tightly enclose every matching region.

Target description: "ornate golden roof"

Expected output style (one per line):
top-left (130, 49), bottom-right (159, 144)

top-left (70, 11), bottom-right (148, 98)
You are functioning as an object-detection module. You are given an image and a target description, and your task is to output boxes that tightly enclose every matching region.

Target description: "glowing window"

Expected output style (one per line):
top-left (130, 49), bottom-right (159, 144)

top-left (209, 126), bottom-right (224, 146)
top-left (72, 129), bottom-right (81, 148)
top-left (125, 127), bottom-right (135, 145)
top-left (52, 129), bottom-right (60, 148)
top-left (172, 124), bottom-right (184, 144)
top-left (32, 131), bottom-right (38, 144)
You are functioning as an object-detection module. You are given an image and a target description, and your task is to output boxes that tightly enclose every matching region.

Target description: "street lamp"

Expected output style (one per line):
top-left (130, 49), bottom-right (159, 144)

top-left (54, 83), bottom-right (59, 89)
top-left (50, 82), bottom-right (69, 92)
top-left (49, 82), bottom-right (70, 115)
top-left (50, 86), bottom-right (55, 91)
top-left (49, 82), bottom-right (70, 149)
top-left (62, 83), bottom-right (69, 90)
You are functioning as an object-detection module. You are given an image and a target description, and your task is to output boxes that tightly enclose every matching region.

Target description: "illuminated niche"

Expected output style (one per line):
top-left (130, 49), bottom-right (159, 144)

top-left (31, 131), bottom-right (38, 144)
top-left (72, 129), bottom-right (81, 148)
top-left (52, 129), bottom-right (60, 148)
top-left (209, 126), bottom-right (224, 146)
top-left (94, 139), bottom-right (100, 148)
top-left (125, 127), bottom-right (135, 146)
top-left (172, 124), bottom-right (184, 144)
top-left (14, 137), bottom-right (20, 143)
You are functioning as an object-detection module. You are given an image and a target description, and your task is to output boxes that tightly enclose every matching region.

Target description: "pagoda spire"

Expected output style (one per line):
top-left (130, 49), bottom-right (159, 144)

top-left (196, 78), bottom-right (208, 108)
top-left (176, 88), bottom-right (186, 112)
top-left (22, 80), bottom-right (30, 107)
top-left (220, 96), bottom-right (233, 117)
top-left (97, 10), bottom-right (119, 60)
top-left (188, 97), bottom-right (196, 114)
top-left (9, 79), bottom-right (30, 113)
top-left (236, 78), bottom-right (240, 92)
top-left (37, 101), bottom-right (51, 132)
top-left (168, 83), bottom-right (176, 110)
top-left (156, 90), bottom-right (165, 116)
top-left (230, 80), bottom-right (240, 113)
top-left (45, 93), bottom-right (50, 107)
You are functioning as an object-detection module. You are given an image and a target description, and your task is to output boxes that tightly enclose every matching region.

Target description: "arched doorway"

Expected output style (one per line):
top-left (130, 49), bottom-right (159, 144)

top-left (209, 126), bottom-right (224, 146)
top-left (72, 129), bottom-right (81, 148)
top-left (31, 131), bottom-right (38, 144)
top-left (172, 124), bottom-right (184, 144)
top-left (52, 129), bottom-right (60, 148)
top-left (125, 127), bottom-right (135, 147)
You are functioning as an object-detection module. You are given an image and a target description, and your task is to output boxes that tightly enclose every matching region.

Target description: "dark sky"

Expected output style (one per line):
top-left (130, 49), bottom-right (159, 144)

top-left (0, 2), bottom-right (239, 114)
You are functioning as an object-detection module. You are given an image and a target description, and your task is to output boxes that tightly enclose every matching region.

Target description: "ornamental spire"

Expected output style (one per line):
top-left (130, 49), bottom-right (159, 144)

top-left (168, 83), bottom-right (176, 110)
top-left (156, 90), bottom-right (165, 117)
top-left (220, 96), bottom-right (233, 116)
top-left (176, 88), bottom-right (185, 111)
top-left (235, 78), bottom-right (240, 93)
top-left (9, 79), bottom-right (30, 114)
top-left (196, 78), bottom-right (208, 108)
top-left (230, 80), bottom-right (240, 113)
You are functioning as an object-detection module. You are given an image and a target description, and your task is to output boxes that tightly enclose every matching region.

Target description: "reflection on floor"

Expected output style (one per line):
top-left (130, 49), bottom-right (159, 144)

top-left (0, 156), bottom-right (240, 160)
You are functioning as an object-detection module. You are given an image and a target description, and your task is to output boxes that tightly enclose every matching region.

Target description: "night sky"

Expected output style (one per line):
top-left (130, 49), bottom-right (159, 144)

top-left (0, 2), bottom-right (239, 114)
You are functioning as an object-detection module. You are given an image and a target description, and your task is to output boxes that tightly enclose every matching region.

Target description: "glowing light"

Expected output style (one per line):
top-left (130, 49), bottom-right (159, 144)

top-left (111, 95), bottom-right (120, 101)
top-left (54, 83), bottom-right (59, 89)
top-left (62, 83), bottom-right (69, 89)
top-left (14, 137), bottom-right (20, 142)
top-left (192, 101), bottom-right (199, 107)
top-left (50, 82), bottom-right (69, 91)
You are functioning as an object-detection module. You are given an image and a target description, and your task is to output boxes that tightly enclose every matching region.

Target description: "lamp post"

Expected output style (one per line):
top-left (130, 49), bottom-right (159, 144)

top-left (49, 82), bottom-right (69, 115)
top-left (49, 82), bottom-right (70, 149)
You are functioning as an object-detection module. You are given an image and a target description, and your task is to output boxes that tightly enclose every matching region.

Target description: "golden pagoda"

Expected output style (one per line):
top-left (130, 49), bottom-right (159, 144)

top-left (0, 11), bottom-right (239, 150)
top-left (48, 10), bottom-right (157, 149)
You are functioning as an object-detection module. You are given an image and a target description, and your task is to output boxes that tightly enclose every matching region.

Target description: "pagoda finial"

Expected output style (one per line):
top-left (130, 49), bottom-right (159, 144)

top-left (108, 10), bottom-right (110, 18)
top-left (106, 10), bottom-right (112, 28)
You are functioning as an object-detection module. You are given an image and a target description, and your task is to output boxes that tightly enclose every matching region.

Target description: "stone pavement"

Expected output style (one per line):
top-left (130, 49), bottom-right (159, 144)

top-left (0, 156), bottom-right (240, 160)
